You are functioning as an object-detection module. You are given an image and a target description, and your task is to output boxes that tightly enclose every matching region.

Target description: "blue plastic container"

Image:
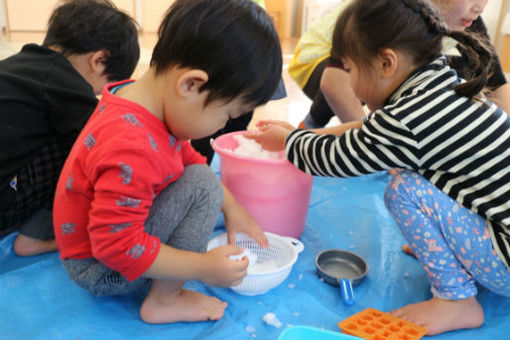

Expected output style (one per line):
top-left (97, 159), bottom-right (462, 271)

top-left (278, 326), bottom-right (362, 340)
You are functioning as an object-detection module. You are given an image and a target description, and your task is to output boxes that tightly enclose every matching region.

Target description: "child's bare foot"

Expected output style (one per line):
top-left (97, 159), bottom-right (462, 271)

top-left (402, 244), bottom-right (416, 258)
top-left (140, 287), bottom-right (227, 324)
top-left (14, 234), bottom-right (56, 256)
top-left (390, 297), bottom-right (484, 335)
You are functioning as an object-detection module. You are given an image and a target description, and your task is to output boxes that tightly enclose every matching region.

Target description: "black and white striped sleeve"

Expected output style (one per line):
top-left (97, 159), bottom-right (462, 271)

top-left (285, 111), bottom-right (421, 178)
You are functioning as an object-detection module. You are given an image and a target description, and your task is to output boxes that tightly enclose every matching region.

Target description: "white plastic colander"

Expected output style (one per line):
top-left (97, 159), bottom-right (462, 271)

top-left (207, 232), bottom-right (304, 296)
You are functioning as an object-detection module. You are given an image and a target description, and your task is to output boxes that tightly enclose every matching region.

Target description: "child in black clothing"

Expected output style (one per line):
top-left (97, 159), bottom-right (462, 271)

top-left (0, 0), bottom-right (139, 256)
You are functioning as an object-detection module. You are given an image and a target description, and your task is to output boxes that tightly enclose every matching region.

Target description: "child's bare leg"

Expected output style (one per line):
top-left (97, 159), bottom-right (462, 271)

top-left (14, 233), bottom-right (56, 256)
top-left (391, 296), bottom-right (483, 335)
top-left (140, 279), bottom-right (227, 324)
top-left (385, 171), bottom-right (510, 335)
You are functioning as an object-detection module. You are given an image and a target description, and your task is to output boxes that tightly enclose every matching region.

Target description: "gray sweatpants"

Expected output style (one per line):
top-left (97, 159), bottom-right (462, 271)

top-left (62, 164), bottom-right (223, 296)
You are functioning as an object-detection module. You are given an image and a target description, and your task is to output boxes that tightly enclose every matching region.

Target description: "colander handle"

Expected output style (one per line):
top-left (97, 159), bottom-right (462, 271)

top-left (281, 236), bottom-right (304, 253)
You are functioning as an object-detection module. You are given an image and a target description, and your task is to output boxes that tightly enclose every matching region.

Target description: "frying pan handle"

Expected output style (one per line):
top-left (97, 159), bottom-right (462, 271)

top-left (340, 278), bottom-right (355, 306)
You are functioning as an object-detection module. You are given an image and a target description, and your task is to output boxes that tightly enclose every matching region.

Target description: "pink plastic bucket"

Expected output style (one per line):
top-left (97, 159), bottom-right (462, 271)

top-left (211, 131), bottom-right (313, 238)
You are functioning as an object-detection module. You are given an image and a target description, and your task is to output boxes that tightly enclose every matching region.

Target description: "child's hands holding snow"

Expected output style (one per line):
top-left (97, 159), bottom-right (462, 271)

top-left (201, 245), bottom-right (249, 287)
top-left (244, 120), bottom-right (294, 152)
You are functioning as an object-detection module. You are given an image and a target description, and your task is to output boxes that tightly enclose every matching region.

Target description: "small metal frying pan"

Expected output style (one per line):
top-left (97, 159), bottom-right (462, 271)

top-left (315, 249), bottom-right (369, 306)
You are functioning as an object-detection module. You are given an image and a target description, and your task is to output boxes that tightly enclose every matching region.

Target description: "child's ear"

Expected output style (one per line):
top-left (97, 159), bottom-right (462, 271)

top-left (89, 50), bottom-right (109, 76)
top-left (376, 48), bottom-right (398, 78)
top-left (176, 70), bottom-right (209, 97)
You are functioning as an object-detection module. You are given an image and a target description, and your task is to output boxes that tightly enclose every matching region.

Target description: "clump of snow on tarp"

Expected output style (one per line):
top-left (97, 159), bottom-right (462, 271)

top-left (262, 313), bottom-right (282, 328)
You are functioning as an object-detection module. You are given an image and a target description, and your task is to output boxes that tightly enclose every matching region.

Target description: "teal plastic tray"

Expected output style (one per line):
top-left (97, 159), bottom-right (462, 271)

top-left (278, 326), bottom-right (362, 340)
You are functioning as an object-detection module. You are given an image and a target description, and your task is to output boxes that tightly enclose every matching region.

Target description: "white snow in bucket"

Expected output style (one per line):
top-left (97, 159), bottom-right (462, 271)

top-left (233, 134), bottom-right (280, 159)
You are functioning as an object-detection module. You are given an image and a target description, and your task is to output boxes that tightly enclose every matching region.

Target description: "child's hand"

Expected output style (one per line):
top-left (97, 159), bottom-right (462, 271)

top-left (244, 120), bottom-right (294, 151)
top-left (201, 245), bottom-right (249, 287)
top-left (222, 187), bottom-right (269, 249)
top-left (224, 200), bottom-right (269, 248)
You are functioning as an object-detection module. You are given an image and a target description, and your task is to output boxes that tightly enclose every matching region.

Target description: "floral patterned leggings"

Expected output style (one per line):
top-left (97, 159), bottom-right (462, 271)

top-left (384, 170), bottom-right (510, 300)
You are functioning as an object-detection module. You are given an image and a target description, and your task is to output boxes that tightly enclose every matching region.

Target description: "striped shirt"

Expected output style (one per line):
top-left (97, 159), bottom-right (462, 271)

top-left (286, 56), bottom-right (510, 268)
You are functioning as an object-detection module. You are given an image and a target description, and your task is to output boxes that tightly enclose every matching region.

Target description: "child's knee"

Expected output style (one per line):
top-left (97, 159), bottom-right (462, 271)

top-left (384, 170), bottom-right (413, 212)
top-left (185, 164), bottom-right (223, 206)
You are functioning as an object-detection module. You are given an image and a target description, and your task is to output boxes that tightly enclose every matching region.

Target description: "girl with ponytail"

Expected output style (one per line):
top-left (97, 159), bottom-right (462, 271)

top-left (247, 0), bottom-right (510, 335)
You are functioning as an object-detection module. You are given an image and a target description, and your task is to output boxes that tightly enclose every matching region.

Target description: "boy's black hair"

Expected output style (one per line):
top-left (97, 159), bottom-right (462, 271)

top-left (151, 0), bottom-right (282, 107)
top-left (43, 0), bottom-right (140, 82)
top-left (332, 0), bottom-right (493, 98)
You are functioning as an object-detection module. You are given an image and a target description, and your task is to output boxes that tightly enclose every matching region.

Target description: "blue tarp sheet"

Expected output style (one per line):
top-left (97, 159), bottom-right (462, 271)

top-left (1, 157), bottom-right (509, 339)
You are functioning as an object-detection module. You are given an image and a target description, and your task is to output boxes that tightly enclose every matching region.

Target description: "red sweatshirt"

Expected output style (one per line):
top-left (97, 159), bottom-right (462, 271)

top-left (53, 80), bottom-right (206, 281)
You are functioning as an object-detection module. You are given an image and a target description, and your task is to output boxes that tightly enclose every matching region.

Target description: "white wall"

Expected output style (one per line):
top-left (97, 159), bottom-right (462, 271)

top-left (482, 0), bottom-right (502, 40)
top-left (0, 1), bottom-right (5, 32)
top-left (1, 0), bottom-right (170, 34)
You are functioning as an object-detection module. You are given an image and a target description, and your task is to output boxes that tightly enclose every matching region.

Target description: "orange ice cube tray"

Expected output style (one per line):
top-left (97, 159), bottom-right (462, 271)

top-left (338, 308), bottom-right (427, 340)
